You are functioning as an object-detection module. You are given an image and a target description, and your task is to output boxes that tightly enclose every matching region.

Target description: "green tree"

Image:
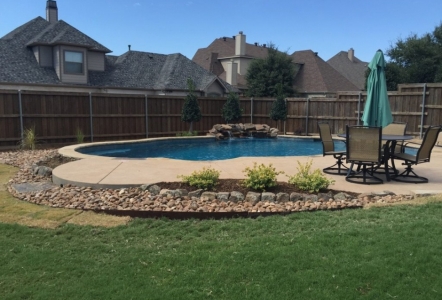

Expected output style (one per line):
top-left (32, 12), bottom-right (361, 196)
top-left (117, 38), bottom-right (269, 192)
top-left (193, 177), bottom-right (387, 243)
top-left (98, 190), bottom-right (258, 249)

top-left (181, 78), bottom-right (201, 132)
top-left (385, 22), bottom-right (442, 90)
top-left (221, 92), bottom-right (242, 123)
top-left (269, 83), bottom-right (288, 121)
top-left (245, 44), bottom-right (295, 97)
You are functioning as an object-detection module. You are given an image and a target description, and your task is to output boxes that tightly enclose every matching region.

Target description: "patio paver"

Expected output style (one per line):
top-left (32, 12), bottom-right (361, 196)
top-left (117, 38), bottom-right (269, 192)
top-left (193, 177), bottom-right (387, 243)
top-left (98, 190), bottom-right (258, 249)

top-left (54, 142), bottom-right (442, 196)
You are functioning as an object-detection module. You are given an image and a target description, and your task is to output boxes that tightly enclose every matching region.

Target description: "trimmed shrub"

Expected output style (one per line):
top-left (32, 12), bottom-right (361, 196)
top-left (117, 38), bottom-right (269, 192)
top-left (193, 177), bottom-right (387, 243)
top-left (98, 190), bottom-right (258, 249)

top-left (242, 163), bottom-right (284, 192)
top-left (287, 160), bottom-right (335, 193)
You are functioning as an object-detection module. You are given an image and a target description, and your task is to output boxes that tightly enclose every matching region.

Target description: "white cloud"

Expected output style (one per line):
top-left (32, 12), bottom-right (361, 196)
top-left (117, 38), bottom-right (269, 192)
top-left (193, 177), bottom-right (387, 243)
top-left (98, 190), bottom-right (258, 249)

top-left (133, 2), bottom-right (141, 7)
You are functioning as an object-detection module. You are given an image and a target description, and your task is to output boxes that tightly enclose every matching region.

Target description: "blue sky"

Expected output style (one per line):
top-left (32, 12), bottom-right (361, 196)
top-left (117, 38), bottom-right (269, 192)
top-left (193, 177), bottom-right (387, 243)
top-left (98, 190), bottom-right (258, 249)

top-left (1, 0), bottom-right (441, 63)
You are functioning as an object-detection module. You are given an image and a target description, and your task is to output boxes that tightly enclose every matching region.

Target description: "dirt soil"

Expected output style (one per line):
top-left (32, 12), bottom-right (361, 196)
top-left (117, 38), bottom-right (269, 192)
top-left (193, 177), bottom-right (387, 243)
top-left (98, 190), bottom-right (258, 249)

top-left (40, 155), bottom-right (359, 197)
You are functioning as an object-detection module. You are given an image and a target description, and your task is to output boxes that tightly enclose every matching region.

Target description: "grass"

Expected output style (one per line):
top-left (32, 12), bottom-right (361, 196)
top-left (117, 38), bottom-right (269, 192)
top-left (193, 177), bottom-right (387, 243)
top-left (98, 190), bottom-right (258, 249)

top-left (0, 164), bottom-right (130, 229)
top-left (1, 164), bottom-right (442, 299)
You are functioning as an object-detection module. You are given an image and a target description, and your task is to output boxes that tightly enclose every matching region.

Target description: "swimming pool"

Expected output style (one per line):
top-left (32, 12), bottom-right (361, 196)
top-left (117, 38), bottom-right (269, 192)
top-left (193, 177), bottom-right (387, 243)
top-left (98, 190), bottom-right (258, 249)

top-left (76, 137), bottom-right (344, 161)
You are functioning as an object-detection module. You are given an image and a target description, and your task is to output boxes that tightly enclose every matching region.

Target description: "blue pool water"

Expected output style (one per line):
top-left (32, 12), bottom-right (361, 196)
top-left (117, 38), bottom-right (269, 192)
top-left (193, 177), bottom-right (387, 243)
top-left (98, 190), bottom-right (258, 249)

top-left (77, 137), bottom-right (344, 161)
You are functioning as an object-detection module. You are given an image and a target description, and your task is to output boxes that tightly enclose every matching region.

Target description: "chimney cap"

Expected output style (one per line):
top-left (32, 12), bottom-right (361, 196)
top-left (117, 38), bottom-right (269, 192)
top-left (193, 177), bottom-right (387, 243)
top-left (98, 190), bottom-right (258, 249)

top-left (239, 31), bottom-right (243, 34)
top-left (46, 0), bottom-right (57, 8)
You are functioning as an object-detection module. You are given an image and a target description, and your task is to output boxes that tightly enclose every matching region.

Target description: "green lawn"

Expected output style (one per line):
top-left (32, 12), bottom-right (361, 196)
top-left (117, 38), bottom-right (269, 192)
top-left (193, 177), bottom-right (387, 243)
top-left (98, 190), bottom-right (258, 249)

top-left (1, 200), bottom-right (442, 300)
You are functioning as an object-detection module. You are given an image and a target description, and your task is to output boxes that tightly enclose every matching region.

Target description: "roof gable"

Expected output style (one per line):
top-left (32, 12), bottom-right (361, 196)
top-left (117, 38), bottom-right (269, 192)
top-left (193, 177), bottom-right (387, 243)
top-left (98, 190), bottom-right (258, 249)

top-left (291, 50), bottom-right (360, 93)
top-left (327, 51), bottom-right (368, 90)
top-left (26, 20), bottom-right (111, 52)
top-left (192, 37), bottom-right (269, 75)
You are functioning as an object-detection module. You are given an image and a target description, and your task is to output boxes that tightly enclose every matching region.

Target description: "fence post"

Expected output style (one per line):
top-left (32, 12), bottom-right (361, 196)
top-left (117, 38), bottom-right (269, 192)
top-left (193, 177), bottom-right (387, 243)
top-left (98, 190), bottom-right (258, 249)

top-left (250, 97), bottom-right (253, 124)
top-left (305, 98), bottom-right (310, 136)
top-left (357, 92), bottom-right (362, 125)
top-left (419, 83), bottom-right (427, 139)
top-left (145, 94), bottom-right (148, 138)
top-left (18, 90), bottom-right (24, 141)
top-left (89, 92), bottom-right (94, 142)
top-left (284, 98), bottom-right (287, 135)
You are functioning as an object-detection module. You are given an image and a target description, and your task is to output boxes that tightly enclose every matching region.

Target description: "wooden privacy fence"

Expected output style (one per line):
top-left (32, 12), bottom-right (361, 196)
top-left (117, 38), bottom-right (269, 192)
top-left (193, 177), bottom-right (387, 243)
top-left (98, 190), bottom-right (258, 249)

top-left (0, 83), bottom-right (441, 148)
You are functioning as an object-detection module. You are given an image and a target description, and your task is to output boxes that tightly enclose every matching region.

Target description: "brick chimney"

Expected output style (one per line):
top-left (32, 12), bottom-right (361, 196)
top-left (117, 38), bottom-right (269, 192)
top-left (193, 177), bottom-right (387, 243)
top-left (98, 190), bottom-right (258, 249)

top-left (348, 48), bottom-right (354, 62)
top-left (235, 31), bottom-right (246, 56)
top-left (46, 0), bottom-right (58, 24)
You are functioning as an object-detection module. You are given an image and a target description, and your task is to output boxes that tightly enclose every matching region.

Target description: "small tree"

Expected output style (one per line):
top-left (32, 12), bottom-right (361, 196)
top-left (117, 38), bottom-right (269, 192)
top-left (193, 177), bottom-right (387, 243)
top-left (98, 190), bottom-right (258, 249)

top-left (181, 78), bottom-right (202, 132)
top-left (269, 83), bottom-right (288, 129)
top-left (221, 92), bottom-right (242, 123)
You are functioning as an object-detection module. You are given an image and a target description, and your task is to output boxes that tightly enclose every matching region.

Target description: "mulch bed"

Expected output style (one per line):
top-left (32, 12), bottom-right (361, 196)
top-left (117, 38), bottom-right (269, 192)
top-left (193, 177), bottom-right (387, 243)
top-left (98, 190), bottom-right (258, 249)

top-left (40, 155), bottom-right (359, 197)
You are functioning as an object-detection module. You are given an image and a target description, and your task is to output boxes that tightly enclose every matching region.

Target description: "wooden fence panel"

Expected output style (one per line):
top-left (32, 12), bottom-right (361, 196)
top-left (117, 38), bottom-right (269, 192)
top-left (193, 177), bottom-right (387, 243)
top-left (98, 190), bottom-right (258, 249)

top-left (1, 83), bottom-right (441, 148)
top-left (0, 91), bottom-right (20, 146)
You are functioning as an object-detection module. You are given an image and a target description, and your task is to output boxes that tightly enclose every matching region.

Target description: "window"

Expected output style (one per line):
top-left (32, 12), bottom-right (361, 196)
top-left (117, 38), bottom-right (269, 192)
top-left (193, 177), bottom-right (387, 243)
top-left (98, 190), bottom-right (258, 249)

top-left (64, 51), bottom-right (83, 74)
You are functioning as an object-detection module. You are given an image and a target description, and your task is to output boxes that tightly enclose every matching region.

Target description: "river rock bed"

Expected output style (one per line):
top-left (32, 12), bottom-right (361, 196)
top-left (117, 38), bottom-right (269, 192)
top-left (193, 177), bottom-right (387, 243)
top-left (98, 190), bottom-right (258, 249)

top-left (0, 149), bottom-right (414, 217)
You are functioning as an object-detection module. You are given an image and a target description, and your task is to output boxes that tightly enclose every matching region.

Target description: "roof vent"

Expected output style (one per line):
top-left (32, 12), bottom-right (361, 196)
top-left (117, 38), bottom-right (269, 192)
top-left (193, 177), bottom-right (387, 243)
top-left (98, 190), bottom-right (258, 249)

top-left (263, 44), bottom-right (266, 48)
top-left (254, 42), bottom-right (258, 46)
top-left (314, 52), bottom-right (318, 56)
top-left (223, 37), bottom-right (226, 41)
top-left (128, 45), bottom-right (131, 51)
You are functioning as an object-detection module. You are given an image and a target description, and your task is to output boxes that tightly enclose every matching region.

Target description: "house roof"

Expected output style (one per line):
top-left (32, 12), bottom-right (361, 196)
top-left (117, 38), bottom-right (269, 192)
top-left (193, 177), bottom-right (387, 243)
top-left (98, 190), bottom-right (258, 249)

top-left (0, 17), bottom-right (61, 84)
top-left (26, 19), bottom-right (111, 52)
top-left (327, 50), bottom-right (368, 90)
top-left (0, 16), bottom-right (232, 93)
top-left (89, 51), bottom-right (231, 91)
top-left (291, 50), bottom-right (360, 93)
top-left (192, 36), bottom-right (269, 88)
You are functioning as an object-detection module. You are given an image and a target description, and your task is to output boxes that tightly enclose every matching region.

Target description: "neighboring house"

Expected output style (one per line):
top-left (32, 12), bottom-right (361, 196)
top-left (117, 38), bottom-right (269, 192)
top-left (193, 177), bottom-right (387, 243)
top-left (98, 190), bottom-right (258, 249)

top-left (327, 48), bottom-right (368, 90)
top-left (0, 1), bottom-right (232, 96)
top-left (290, 50), bottom-right (360, 97)
top-left (193, 32), bottom-right (360, 96)
top-left (192, 31), bottom-right (269, 93)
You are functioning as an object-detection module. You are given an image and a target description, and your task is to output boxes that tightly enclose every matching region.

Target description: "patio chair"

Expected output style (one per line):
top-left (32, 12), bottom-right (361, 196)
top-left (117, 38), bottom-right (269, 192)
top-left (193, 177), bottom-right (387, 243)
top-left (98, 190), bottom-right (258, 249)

top-left (374, 121), bottom-right (407, 175)
top-left (317, 122), bottom-right (349, 175)
top-left (382, 122), bottom-right (407, 153)
top-left (345, 125), bottom-right (383, 184)
top-left (390, 125), bottom-right (442, 183)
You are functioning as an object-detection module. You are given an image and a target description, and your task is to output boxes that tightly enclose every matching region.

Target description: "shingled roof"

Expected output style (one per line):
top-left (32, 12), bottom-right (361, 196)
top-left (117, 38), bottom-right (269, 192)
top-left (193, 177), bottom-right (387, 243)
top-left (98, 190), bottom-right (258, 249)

top-left (291, 50), bottom-right (360, 93)
top-left (327, 50), bottom-right (368, 90)
top-left (1, 16), bottom-right (232, 93)
top-left (192, 36), bottom-right (269, 88)
top-left (89, 51), bottom-right (230, 91)
top-left (0, 16), bottom-right (109, 84)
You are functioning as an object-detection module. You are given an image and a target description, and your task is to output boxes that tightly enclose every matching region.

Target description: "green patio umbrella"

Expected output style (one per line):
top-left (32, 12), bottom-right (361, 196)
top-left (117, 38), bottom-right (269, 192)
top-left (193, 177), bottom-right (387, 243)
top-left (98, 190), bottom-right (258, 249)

top-left (362, 50), bottom-right (393, 128)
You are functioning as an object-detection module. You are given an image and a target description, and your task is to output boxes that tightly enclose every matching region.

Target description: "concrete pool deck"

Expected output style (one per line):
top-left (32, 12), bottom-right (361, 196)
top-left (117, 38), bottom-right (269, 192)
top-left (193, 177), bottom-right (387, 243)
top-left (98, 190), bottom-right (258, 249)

top-left (54, 136), bottom-right (442, 197)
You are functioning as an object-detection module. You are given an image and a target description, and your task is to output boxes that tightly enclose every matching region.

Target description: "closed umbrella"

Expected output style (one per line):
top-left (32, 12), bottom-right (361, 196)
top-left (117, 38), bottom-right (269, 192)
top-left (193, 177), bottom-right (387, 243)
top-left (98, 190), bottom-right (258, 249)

top-left (362, 50), bottom-right (393, 128)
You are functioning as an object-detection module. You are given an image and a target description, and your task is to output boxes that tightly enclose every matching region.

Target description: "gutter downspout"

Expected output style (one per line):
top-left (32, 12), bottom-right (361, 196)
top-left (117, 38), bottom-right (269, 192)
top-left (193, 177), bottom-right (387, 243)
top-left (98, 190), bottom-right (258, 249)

top-left (18, 90), bottom-right (24, 141)
top-left (419, 83), bottom-right (427, 139)
top-left (89, 92), bottom-right (94, 142)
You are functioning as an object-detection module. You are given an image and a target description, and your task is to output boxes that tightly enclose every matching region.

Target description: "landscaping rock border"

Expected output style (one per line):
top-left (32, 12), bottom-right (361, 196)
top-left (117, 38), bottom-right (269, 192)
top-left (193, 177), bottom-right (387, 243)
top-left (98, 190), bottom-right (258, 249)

top-left (1, 149), bottom-right (415, 219)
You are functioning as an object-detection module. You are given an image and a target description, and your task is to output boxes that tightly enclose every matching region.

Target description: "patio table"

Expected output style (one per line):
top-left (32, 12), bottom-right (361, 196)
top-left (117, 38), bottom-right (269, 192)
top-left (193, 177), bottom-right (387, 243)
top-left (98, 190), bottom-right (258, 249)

top-left (338, 134), bottom-right (413, 181)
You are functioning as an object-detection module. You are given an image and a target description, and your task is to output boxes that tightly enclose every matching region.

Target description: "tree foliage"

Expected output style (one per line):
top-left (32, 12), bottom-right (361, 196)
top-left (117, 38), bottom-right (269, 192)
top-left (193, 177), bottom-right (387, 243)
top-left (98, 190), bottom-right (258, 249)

top-left (269, 83), bottom-right (288, 121)
top-left (181, 78), bottom-right (201, 132)
top-left (385, 22), bottom-right (442, 90)
top-left (221, 92), bottom-right (242, 123)
top-left (245, 44), bottom-right (295, 97)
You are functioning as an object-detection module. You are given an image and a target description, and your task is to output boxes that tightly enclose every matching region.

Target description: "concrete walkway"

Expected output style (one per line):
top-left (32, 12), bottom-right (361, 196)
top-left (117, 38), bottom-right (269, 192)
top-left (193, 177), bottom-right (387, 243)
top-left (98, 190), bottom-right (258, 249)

top-left (54, 137), bottom-right (442, 196)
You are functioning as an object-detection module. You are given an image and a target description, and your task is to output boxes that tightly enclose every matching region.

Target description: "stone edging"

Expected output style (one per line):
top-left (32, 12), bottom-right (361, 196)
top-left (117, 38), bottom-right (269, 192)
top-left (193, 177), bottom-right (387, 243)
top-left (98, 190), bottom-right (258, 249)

top-left (1, 149), bottom-right (415, 218)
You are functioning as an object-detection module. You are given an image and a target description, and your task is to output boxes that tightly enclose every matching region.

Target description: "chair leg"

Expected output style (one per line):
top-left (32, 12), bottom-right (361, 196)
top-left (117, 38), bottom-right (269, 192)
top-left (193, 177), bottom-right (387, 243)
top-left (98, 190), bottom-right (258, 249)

top-left (390, 163), bottom-right (428, 183)
top-left (323, 155), bottom-right (350, 176)
top-left (345, 163), bottom-right (383, 185)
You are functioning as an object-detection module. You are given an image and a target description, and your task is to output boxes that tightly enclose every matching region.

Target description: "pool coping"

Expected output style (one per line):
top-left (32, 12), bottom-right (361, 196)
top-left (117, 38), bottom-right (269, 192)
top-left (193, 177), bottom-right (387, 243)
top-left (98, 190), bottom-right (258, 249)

top-left (54, 135), bottom-right (442, 196)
